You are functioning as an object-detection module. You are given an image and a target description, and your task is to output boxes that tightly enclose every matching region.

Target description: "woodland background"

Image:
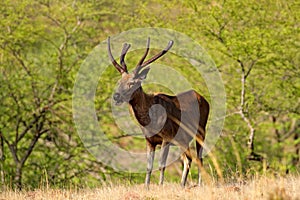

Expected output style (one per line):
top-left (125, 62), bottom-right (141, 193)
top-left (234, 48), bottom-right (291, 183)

top-left (0, 0), bottom-right (299, 189)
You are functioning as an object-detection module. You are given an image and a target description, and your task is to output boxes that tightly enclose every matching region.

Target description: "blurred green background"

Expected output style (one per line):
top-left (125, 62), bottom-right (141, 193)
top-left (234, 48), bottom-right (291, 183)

top-left (0, 0), bottom-right (299, 189)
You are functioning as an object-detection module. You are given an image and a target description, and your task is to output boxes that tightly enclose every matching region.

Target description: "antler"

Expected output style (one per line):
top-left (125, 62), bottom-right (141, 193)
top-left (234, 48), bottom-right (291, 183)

top-left (107, 37), bottom-right (129, 74)
top-left (136, 37), bottom-right (150, 70)
top-left (120, 43), bottom-right (131, 72)
top-left (134, 38), bottom-right (174, 75)
top-left (108, 37), bottom-right (173, 75)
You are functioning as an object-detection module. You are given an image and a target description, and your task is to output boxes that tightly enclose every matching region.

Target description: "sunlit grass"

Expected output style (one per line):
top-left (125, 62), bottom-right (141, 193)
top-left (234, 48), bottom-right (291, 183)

top-left (1, 175), bottom-right (299, 200)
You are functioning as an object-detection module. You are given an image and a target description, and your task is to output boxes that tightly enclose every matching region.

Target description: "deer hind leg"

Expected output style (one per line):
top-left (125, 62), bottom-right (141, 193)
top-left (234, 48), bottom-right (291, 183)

top-left (196, 134), bottom-right (204, 186)
top-left (180, 148), bottom-right (192, 187)
top-left (159, 141), bottom-right (170, 185)
top-left (145, 141), bottom-right (155, 189)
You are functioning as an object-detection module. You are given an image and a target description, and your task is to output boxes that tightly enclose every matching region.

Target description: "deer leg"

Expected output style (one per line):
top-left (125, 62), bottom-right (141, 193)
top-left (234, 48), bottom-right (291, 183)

top-left (196, 134), bottom-right (204, 186)
top-left (180, 148), bottom-right (192, 187)
top-left (145, 141), bottom-right (155, 189)
top-left (159, 141), bottom-right (170, 185)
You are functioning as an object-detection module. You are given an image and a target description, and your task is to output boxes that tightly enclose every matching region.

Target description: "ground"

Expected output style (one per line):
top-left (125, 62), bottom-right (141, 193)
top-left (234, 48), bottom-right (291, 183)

top-left (1, 176), bottom-right (299, 200)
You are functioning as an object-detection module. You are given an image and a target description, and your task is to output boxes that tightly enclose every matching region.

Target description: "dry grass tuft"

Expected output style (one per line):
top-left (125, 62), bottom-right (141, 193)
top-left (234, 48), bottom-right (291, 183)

top-left (1, 176), bottom-right (299, 200)
top-left (268, 187), bottom-right (292, 200)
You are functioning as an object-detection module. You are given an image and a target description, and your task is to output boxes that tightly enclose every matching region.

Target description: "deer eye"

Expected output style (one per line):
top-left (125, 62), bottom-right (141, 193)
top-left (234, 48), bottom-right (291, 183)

top-left (127, 82), bottom-right (135, 88)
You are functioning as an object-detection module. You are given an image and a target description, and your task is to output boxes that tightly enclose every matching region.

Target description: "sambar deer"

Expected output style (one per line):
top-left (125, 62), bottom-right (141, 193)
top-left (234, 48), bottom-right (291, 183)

top-left (107, 37), bottom-right (209, 188)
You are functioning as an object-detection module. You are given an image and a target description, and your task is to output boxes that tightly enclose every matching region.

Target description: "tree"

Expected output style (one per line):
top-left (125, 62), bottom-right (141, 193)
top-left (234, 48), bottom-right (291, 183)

top-left (114, 0), bottom-right (300, 175)
top-left (0, 0), bottom-right (116, 188)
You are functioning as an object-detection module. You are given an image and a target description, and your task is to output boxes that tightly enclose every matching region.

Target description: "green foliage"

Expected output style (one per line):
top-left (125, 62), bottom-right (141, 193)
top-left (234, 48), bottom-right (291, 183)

top-left (0, 0), bottom-right (299, 188)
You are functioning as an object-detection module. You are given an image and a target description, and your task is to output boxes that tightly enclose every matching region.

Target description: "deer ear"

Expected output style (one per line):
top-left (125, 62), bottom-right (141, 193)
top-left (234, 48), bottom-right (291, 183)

top-left (136, 67), bottom-right (150, 80)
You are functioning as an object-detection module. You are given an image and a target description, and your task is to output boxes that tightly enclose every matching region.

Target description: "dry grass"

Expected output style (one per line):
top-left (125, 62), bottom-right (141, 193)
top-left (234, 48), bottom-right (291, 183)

top-left (1, 176), bottom-right (300, 200)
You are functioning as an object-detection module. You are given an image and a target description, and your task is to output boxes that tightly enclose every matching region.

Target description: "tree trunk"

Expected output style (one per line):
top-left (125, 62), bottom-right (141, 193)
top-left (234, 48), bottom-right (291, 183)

top-left (237, 59), bottom-right (263, 162)
top-left (15, 163), bottom-right (23, 189)
top-left (0, 132), bottom-right (4, 187)
top-left (292, 132), bottom-right (300, 166)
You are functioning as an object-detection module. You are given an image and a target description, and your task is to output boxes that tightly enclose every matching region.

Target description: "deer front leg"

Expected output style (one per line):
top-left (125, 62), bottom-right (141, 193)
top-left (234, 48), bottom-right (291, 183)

top-left (145, 141), bottom-right (155, 189)
top-left (159, 141), bottom-right (170, 185)
top-left (180, 148), bottom-right (192, 187)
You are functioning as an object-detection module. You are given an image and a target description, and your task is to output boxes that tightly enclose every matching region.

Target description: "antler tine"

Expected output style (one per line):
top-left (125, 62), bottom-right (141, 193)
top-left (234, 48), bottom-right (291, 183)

top-left (120, 43), bottom-right (131, 73)
top-left (134, 37), bottom-right (150, 75)
top-left (141, 40), bottom-right (174, 68)
top-left (137, 38), bottom-right (150, 67)
top-left (107, 37), bottom-right (125, 74)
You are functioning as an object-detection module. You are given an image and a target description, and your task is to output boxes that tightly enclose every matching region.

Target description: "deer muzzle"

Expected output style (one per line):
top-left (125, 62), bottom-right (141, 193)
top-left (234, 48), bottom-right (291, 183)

top-left (113, 92), bottom-right (123, 105)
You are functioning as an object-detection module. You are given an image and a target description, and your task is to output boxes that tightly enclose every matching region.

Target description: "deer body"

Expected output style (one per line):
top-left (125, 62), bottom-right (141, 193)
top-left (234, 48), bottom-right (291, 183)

top-left (108, 37), bottom-right (209, 188)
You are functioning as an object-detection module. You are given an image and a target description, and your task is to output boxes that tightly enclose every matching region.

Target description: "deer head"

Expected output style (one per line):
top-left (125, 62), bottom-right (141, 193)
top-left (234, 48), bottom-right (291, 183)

top-left (108, 37), bottom-right (174, 105)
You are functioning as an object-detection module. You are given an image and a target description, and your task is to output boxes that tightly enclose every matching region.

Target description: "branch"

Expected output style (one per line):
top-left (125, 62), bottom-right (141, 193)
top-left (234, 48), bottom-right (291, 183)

top-left (245, 59), bottom-right (257, 79)
top-left (9, 47), bottom-right (41, 107)
top-left (20, 128), bottom-right (49, 166)
top-left (17, 110), bottom-right (45, 143)
top-left (211, 14), bottom-right (230, 44)
top-left (281, 118), bottom-right (298, 141)
top-left (0, 132), bottom-right (4, 161)
top-left (9, 48), bottom-right (32, 77)
top-left (237, 59), bottom-right (246, 109)
top-left (1, 132), bottom-right (19, 164)
top-left (48, 81), bottom-right (58, 105)
top-left (56, 16), bottom-right (82, 81)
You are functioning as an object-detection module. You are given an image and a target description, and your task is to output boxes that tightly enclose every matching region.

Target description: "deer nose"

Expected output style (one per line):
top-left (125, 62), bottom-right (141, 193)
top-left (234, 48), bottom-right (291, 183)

top-left (113, 93), bottom-right (121, 101)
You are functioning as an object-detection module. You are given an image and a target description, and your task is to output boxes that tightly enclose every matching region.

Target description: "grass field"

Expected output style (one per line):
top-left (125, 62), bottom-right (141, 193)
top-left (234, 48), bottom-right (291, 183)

top-left (1, 176), bottom-right (299, 200)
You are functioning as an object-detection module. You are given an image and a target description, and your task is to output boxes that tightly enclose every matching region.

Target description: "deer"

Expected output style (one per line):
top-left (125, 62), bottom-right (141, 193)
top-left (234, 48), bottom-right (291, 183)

top-left (107, 37), bottom-right (210, 188)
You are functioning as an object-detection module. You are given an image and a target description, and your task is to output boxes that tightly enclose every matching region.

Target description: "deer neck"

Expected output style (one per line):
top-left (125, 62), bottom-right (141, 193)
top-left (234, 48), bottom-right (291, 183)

top-left (129, 86), bottom-right (153, 127)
